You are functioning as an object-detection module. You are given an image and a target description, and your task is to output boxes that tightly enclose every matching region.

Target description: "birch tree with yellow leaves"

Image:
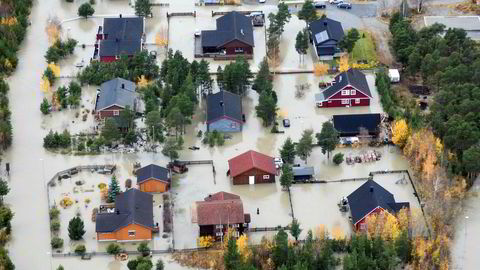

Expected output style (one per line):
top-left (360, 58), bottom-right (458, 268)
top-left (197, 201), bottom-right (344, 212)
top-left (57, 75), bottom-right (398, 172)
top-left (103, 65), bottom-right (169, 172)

top-left (392, 119), bottom-right (409, 148)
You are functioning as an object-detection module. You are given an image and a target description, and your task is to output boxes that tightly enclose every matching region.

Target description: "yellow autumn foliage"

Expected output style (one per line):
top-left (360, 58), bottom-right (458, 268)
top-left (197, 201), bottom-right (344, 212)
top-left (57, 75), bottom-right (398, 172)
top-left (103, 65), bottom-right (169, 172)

top-left (236, 234), bottom-right (251, 260)
top-left (351, 61), bottom-right (378, 69)
top-left (365, 211), bottom-right (404, 240)
top-left (314, 224), bottom-right (326, 240)
top-left (314, 63), bottom-right (329, 77)
top-left (331, 225), bottom-right (345, 240)
top-left (337, 55), bottom-right (350, 72)
top-left (155, 28), bottom-right (168, 47)
top-left (48, 63), bottom-right (61, 77)
top-left (198, 236), bottom-right (214, 248)
top-left (3, 59), bottom-right (12, 71)
top-left (137, 75), bottom-right (150, 88)
top-left (40, 77), bottom-right (51, 92)
top-left (0, 17), bottom-right (17, 26)
top-left (222, 227), bottom-right (237, 249)
top-left (392, 119), bottom-right (409, 147)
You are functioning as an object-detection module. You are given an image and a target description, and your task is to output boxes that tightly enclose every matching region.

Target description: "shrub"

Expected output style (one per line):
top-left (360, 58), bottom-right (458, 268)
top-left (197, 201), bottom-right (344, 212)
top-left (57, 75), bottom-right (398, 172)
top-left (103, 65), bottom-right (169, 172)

top-left (333, 153), bottom-right (344, 165)
top-left (75, 244), bottom-right (86, 255)
top-left (97, 183), bottom-right (107, 189)
top-left (60, 197), bottom-right (73, 208)
top-left (43, 130), bottom-right (71, 149)
top-left (44, 38), bottom-right (78, 63)
top-left (51, 237), bottom-right (64, 249)
top-left (50, 219), bottom-right (61, 232)
top-left (49, 208), bottom-right (60, 220)
top-left (156, 259), bottom-right (165, 270)
top-left (78, 3), bottom-right (95, 18)
top-left (106, 243), bottom-right (122, 254)
top-left (137, 241), bottom-right (150, 256)
top-left (68, 216), bottom-right (86, 240)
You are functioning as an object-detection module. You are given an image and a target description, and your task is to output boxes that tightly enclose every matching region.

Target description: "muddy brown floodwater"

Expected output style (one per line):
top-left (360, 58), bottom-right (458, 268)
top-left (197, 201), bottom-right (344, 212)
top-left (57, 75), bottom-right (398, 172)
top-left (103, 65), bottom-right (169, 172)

top-left (2, 0), bottom-right (433, 269)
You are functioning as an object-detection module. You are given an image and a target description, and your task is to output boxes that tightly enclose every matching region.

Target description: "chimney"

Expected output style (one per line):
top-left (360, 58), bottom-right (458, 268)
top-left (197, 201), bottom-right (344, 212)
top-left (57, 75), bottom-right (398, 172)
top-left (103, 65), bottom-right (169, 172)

top-left (324, 21), bottom-right (328, 26)
top-left (116, 210), bottom-right (120, 215)
top-left (220, 101), bottom-right (224, 107)
top-left (241, 29), bottom-right (244, 35)
top-left (121, 83), bottom-right (125, 89)
top-left (119, 14), bottom-right (122, 18)
top-left (370, 186), bottom-right (374, 192)
top-left (209, 194), bottom-right (212, 198)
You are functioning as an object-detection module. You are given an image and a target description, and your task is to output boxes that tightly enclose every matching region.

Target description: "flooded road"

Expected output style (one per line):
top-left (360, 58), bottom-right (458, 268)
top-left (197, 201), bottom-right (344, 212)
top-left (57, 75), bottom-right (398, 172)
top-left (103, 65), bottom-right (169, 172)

top-left (3, 0), bottom-right (420, 269)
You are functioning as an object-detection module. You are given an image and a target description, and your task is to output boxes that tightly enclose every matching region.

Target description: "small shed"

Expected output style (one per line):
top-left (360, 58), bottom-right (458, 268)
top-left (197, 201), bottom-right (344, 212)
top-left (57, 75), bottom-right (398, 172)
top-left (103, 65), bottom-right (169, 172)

top-left (388, 69), bottom-right (400, 83)
top-left (292, 166), bottom-right (315, 182)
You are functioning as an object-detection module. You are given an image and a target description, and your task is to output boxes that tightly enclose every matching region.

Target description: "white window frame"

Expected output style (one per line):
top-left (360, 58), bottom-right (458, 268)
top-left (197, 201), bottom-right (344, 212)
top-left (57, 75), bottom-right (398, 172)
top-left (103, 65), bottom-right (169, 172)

top-left (232, 224), bottom-right (240, 228)
top-left (128, 230), bottom-right (136, 237)
top-left (215, 224), bottom-right (223, 229)
top-left (234, 48), bottom-right (244, 53)
top-left (263, 175), bottom-right (270, 180)
top-left (355, 99), bottom-right (360, 104)
top-left (216, 232), bottom-right (224, 236)
top-left (351, 90), bottom-right (356, 95)
top-left (230, 122), bottom-right (237, 128)
top-left (341, 99), bottom-right (349, 105)
top-left (341, 90), bottom-right (350, 96)
top-left (113, 110), bottom-right (120, 116)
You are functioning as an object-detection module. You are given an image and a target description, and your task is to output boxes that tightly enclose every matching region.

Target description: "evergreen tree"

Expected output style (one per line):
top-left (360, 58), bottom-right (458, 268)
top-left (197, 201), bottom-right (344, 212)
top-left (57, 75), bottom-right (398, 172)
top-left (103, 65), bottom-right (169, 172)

top-left (135, 0), bottom-right (152, 17)
top-left (253, 57), bottom-right (272, 93)
top-left (316, 122), bottom-right (339, 159)
top-left (145, 110), bottom-right (163, 142)
top-left (68, 216), bottom-right (86, 240)
top-left (395, 230), bottom-right (412, 264)
top-left (296, 129), bottom-right (314, 163)
top-left (224, 237), bottom-right (241, 270)
top-left (155, 259), bottom-right (165, 270)
top-left (273, 229), bottom-right (289, 268)
top-left (333, 152), bottom-right (344, 165)
top-left (40, 98), bottom-right (51, 115)
top-left (78, 3), bottom-right (95, 18)
top-left (219, 57), bottom-right (252, 96)
top-left (290, 219), bottom-right (302, 241)
top-left (197, 59), bottom-right (212, 95)
top-left (162, 137), bottom-right (182, 161)
top-left (102, 118), bottom-right (120, 143)
top-left (107, 175), bottom-right (121, 203)
top-left (339, 28), bottom-right (360, 53)
top-left (298, 0), bottom-right (318, 24)
top-left (280, 137), bottom-right (296, 164)
top-left (255, 91), bottom-right (277, 126)
top-left (280, 164), bottom-right (293, 190)
top-left (0, 180), bottom-right (9, 203)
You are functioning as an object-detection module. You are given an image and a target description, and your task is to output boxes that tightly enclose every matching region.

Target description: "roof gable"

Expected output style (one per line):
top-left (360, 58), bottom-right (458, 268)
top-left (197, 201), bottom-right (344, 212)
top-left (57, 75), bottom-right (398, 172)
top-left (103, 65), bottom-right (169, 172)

top-left (100, 17), bottom-right (144, 57)
top-left (136, 164), bottom-right (170, 184)
top-left (196, 192), bottom-right (246, 225)
top-left (207, 90), bottom-right (243, 123)
top-left (96, 189), bottom-right (154, 233)
top-left (95, 78), bottom-right (137, 111)
top-left (321, 69), bottom-right (371, 99)
top-left (309, 18), bottom-right (344, 46)
top-left (201, 11), bottom-right (254, 48)
top-left (228, 150), bottom-right (276, 177)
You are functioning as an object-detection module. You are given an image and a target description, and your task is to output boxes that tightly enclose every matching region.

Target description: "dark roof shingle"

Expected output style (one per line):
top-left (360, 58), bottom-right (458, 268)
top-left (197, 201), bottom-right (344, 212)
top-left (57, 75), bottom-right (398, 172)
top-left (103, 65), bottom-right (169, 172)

top-left (100, 17), bottom-right (144, 57)
top-left (309, 18), bottom-right (344, 46)
top-left (322, 68), bottom-right (371, 99)
top-left (136, 164), bottom-right (170, 184)
top-left (332, 113), bottom-right (381, 136)
top-left (95, 78), bottom-right (136, 111)
top-left (228, 150), bottom-right (276, 177)
top-left (206, 91), bottom-right (243, 123)
top-left (196, 192), bottom-right (246, 225)
top-left (347, 180), bottom-right (409, 225)
top-left (96, 189), bottom-right (154, 232)
top-left (201, 11), bottom-right (254, 48)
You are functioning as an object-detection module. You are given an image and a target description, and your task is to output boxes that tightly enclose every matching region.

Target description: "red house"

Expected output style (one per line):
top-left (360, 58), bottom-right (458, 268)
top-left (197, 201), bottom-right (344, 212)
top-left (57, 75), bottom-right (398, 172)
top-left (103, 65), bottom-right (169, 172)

top-left (315, 68), bottom-right (372, 108)
top-left (228, 150), bottom-right (276, 185)
top-left (94, 17), bottom-right (144, 62)
top-left (347, 180), bottom-right (409, 231)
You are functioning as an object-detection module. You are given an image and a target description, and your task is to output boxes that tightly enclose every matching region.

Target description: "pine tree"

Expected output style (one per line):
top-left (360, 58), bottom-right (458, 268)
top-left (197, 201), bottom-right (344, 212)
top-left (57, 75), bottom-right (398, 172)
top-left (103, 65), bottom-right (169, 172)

top-left (280, 137), bottom-right (296, 164)
top-left (0, 180), bottom-right (9, 203)
top-left (280, 164), bottom-right (293, 190)
top-left (253, 57), bottom-right (272, 93)
top-left (40, 98), bottom-right (51, 115)
top-left (255, 91), bottom-right (277, 126)
top-left (296, 129), bottom-right (314, 163)
top-left (290, 218), bottom-right (302, 241)
top-left (68, 216), bottom-right (86, 240)
top-left (224, 237), bottom-right (241, 270)
top-left (135, 0), bottom-right (152, 17)
top-left (316, 122), bottom-right (339, 159)
top-left (107, 175), bottom-right (121, 203)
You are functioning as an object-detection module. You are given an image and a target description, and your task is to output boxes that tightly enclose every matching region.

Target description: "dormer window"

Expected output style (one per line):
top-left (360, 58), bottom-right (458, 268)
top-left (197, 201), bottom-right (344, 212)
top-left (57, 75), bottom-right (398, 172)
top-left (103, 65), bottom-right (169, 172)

top-left (341, 90), bottom-right (350, 96)
top-left (351, 90), bottom-right (356, 95)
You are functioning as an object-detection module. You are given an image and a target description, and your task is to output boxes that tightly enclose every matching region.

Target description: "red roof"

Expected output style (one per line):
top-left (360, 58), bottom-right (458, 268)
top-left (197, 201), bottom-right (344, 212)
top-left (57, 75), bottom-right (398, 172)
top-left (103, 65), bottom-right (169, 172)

top-left (196, 192), bottom-right (246, 225)
top-left (228, 150), bottom-right (276, 177)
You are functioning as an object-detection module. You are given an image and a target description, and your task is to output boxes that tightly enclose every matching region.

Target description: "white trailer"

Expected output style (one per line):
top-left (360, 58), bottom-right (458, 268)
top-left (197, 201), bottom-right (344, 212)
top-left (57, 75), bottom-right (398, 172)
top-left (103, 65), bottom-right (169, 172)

top-left (388, 69), bottom-right (400, 83)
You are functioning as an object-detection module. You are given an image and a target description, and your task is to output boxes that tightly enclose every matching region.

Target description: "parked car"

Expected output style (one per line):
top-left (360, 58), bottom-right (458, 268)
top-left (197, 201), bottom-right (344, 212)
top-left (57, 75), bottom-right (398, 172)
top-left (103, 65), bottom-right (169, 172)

top-left (283, 119), bottom-right (290, 127)
top-left (329, 0), bottom-right (343, 4)
top-left (274, 158), bottom-right (284, 169)
top-left (314, 1), bottom-right (327, 8)
top-left (194, 29), bottom-right (201, 37)
top-left (258, 0), bottom-right (266, 3)
top-left (337, 2), bottom-right (352, 9)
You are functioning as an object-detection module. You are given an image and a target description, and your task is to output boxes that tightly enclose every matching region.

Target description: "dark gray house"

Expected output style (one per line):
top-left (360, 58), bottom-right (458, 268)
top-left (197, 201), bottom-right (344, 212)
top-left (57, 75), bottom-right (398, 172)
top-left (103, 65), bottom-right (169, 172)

top-left (206, 91), bottom-right (243, 132)
top-left (333, 113), bottom-right (381, 137)
top-left (201, 11), bottom-right (254, 56)
top-left (308, 18), bottom-right (344, 59)
top-left (95, 78), bottom-right (137, 119)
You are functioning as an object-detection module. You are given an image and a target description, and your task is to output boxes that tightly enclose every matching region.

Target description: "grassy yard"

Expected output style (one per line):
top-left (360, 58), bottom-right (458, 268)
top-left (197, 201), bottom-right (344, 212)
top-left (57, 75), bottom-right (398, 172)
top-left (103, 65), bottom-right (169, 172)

top-left (349, 31), bottom-right (377, 65)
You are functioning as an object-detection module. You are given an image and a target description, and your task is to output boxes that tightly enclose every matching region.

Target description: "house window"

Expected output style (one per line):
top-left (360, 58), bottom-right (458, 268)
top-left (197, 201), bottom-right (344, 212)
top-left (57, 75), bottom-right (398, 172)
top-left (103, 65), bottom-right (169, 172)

top-left (328, 100), bottom-right (332, 103)
top-left (215, 224), bottom-right (223, 229)
top-left (234, 48), bottom-right (244, 53)
top-left (113, 110), bottom-right (120, 116)
top-left (128, 230), bottom-right (136, 237)
top-left (263, 175), bottom-right (270, 180)
top-left (355, 99), bottom-right (360, 104)
top-left (341, 90), bottom-right (350, 96)
top-left (216, 232), bottom-right (224, 236)
top-left (231, 122), bottom-right (237, 128)
top-left (341, 99), bottom-right (349, 105)
top-left (232, 224), bottom-right (240, 228)
top-left (351, 90), bottom-right (356, 95)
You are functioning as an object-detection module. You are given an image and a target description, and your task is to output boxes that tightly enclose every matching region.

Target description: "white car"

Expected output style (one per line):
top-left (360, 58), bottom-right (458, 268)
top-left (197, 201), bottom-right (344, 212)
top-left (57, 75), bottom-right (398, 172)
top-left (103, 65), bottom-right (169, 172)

top-left (274, 157), bottom-right (284, 169)
top-left (329, 0), bottom-right (343, 4)
top-left (259, 0), bottom-right (266, 3)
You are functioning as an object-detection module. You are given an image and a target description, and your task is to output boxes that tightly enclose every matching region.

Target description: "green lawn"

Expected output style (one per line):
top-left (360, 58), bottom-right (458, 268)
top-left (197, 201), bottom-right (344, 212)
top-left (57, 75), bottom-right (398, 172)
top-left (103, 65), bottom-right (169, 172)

top-left (349, 31), bottom-right (377, 65)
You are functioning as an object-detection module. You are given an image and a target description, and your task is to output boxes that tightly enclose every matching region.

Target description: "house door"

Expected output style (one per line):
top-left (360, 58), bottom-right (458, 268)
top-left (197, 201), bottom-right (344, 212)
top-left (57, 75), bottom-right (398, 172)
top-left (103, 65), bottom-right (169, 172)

top-left (249, 176), bottom-right (255, 185)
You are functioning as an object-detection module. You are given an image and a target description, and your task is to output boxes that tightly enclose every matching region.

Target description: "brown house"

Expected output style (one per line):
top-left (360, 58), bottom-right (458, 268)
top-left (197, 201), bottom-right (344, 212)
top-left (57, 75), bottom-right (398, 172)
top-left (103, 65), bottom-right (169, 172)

top-left (228, 150), bottom-right (276, 185)
top-left (136, 164), bottom-right (171, 193)
top-left (201, 11), bottom-right (254, 56)
top-left (193, 191), bottom-right (250, 240)
top-left (94, 78), bottom-right (137, 119)
top-left (96, 189), bottom-right (155, 242)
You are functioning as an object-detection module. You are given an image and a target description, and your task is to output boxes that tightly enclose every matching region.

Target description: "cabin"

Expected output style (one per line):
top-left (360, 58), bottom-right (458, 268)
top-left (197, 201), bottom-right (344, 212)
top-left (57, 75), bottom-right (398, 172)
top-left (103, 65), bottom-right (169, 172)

top-left (136, 164), bottom-right (171, 193)
top-left (292, 166), bottom-right (315, 182)
top-left (96, 189), bottom-right (155, 242)
top-left (228, 150), bottom-right (276, 185)
top-left (95, 78), bottom-right (138, 119)
top-left (308, 18), bottom-right (344, 60)
top-left (347, 180), bottom-right (409, 231)
top-left (332, 113), bottom-right (381, 137)
top-left (201, 11), bottom-right (254, 56)
top-left (206, 91), bottom-right (243, 132)
top-left (315, 68), bottom-right (372, 108)
top-left (96, 17), bottom-right (145, 62)
top-left (193, 191), bottom-right (250, 240)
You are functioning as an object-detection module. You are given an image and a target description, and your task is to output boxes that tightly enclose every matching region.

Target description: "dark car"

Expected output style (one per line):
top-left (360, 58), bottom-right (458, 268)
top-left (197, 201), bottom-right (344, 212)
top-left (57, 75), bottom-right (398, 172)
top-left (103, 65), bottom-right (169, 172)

top-left (314, 1), bottom-right (326, 8)
top-left (283, 119), bottom-right (290, 127)
top-left (337, 2), bottom-right (352, 9)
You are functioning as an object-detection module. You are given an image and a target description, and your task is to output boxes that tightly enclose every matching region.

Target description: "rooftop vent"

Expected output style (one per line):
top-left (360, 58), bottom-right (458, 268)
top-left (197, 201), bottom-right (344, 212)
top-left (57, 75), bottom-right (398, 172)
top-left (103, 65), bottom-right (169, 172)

top-left (370, 186), bottom-right (374, 192)
top-left (121, 83), bottom-right (125, 89)
top-left (116, 210), bottom-right (120, 215)
top-left (324, 21), bottom-right (328, 26)
top-left (240, 29), bottom-right (244, 35)
top-left (220, 101), bottom-right (224, 107)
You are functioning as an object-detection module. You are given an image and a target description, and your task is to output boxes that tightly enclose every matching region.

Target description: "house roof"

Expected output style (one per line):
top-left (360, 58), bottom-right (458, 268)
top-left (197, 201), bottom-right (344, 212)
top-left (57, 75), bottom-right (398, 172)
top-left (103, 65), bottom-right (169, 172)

top-left (347, 180), bottom-right (409, 225)
top-left (228, 150), bottom-right (276, 177)
top-left (292, 166), bottom-right (315, 177)
top-left (196, 191), bottom-right (246, 225)
top-left (95, 78), bottom-right (136, 111)
top-left (309, 18), bottom-right (344, 46)
top-left (206, 90), bottom-right (243, 123)
top-left (332, 113), bottom-right (381, 136)
top-left (136, 164), bottom-right (170, 184)
top-left (96, 189), bottom-right (154, 233)
top-left (100, 17), bottom-right (144, 57)
top-left (321, 68), bottom-right (371, 100)
top-left (201, 11), bottom-right (254, 48)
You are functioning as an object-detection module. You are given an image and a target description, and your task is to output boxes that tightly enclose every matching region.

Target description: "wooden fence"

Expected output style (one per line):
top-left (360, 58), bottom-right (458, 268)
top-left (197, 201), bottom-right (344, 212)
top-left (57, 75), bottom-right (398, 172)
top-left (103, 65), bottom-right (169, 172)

top-left (212, 10), bottom-right (262, 16)
top-left (166, 11), bottom-right (196, 18)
